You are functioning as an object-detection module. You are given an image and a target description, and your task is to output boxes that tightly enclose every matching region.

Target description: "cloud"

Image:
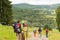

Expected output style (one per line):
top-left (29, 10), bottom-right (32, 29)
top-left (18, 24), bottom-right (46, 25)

top-left (10, 0), bottom-right (60, 5)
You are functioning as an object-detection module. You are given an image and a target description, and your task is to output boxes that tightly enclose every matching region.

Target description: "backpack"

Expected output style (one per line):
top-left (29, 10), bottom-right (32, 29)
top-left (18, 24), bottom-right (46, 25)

top-left (12, 22), bottom-right (17, 29)
top-left (15, 23), bottom-right (21, 33)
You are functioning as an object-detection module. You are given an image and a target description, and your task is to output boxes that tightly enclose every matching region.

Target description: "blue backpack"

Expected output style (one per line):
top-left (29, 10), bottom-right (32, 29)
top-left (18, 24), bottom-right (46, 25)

top-left (12, 22), bottom-right (17, 29)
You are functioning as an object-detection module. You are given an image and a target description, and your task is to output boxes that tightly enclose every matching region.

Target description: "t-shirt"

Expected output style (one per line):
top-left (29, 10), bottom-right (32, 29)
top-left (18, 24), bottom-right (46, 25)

top-left (16, 23), bottom-right (21, 28)
top-left (38, 28), bottom-right (42, 32)
top-left (46, 29), bottom-right (48, 32)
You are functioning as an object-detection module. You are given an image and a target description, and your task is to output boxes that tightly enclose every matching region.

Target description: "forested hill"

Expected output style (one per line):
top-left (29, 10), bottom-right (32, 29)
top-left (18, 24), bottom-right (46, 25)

top-left (12, 3), bottom-right (60, 27)
top-left (12, 3), bottom-right (60, 10)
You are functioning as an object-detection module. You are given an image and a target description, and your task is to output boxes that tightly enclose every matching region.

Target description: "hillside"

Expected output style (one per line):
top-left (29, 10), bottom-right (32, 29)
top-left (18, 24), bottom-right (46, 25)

top-left (12, 3), bottom-right (60, 19)
top-left (12, 3), bottom-right (60, 10)
top-left (12, 3), bottom-right (58, 27)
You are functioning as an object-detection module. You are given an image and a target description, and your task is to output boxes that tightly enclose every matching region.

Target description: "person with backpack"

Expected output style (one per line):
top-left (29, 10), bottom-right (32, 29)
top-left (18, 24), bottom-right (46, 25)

top-left (12, 22), bottom-right (17, 32)
top-left (45, 28), bottom-right (48, 38)
top-left (12, 20), bottom-right (21, 40)
top-left (38, 27), bottom-right (42, 37)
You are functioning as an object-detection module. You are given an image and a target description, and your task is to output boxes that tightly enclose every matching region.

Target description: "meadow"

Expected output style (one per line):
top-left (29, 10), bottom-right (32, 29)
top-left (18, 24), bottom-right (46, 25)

top-left (0, 24), bottom-right (60, 40)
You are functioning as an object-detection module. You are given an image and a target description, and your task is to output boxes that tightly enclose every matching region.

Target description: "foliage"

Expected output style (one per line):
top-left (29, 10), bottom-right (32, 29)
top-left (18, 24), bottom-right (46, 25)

top-left (11, 3), bottom-right (57, 28)
top-left (56, 6), bottom-right (60, 31)
top-left (0, 0), bottom-right (13, 25)
top-left (43, 25), bottom-right (52, 30)
top-left (12, 3), bottom-right (60, 10)
top-left (12, 8), bottom-right (56, 28)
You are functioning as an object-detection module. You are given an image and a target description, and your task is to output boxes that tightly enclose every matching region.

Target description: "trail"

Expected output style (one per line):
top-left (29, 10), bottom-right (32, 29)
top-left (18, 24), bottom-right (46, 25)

top-left (27, 32), bottom-right (48, 40)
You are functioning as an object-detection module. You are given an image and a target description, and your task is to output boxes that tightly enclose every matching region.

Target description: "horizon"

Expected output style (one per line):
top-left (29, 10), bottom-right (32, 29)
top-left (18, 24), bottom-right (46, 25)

top-left (10, 0), bottom-right (60, 5)
top-left (12, 3), bottom-right (60, 5)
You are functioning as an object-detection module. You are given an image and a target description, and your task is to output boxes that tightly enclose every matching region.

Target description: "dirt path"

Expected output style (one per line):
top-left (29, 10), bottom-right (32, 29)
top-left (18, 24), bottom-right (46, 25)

top-left (27, 32), bottom-right (48, 40)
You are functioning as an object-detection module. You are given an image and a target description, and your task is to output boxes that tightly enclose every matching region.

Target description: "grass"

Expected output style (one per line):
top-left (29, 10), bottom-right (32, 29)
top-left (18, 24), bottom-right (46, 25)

top-left (0, 24), bottom-right (60, 40)
top-left (49, 29), bottom-right (60, 40)
top-left (42, 29), bottom-right (60, 40)
top-left (0, 24), bottom-right (16, 40)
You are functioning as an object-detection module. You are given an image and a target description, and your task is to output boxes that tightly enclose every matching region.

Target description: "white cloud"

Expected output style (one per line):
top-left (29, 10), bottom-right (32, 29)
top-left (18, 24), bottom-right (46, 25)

top-left (10, 0), bottom-right (60, 5)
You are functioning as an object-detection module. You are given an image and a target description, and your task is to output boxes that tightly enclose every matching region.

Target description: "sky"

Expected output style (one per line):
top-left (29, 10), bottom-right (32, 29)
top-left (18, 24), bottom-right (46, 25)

top-left (10, 0), bottom-right (60, 5)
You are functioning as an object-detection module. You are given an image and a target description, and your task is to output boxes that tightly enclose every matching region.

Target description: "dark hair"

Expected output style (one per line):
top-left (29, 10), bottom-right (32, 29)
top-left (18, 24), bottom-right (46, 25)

top-left (17, 20), bottom-right (20, 23)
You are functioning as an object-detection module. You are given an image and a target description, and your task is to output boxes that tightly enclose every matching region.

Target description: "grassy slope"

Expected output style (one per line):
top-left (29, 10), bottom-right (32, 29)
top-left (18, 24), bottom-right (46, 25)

top-left (42, 29), bottom-right (60, 40)
top-left (0, 24), bottom-right (16, 40)
top-left (0, 24), bottom-right (60, 40)
top-left (49, 30), bottom-right (60, 40)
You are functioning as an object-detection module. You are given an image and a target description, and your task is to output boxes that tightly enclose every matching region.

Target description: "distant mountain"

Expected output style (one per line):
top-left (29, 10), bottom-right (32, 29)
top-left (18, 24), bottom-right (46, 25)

top-left (12, 3), bottom-right (60, 10)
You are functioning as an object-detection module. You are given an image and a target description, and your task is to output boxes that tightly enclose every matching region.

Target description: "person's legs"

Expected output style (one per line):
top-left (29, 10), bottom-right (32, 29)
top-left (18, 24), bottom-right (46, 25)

top-left (40, 32), bottom-right (42, 37)
top-left (34, 32), bottom-right (36, 37)
top-left (21, 32), bottom-right (25, 40)
top-left (46, 32), bottom-right (48, 38)
top-left (19, 33), bottom-right (21, 40)
top-left (16, 33), bottom-right (19, 40)
top-left (16, 33), bottom-right (21, 40)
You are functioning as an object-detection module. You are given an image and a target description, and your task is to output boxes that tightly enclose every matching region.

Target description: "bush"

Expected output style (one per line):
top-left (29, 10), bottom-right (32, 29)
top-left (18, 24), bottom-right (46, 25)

top-left (57, 27), bottom-right (60, 32)
top-left (43, 25), bottom-right (52, 31)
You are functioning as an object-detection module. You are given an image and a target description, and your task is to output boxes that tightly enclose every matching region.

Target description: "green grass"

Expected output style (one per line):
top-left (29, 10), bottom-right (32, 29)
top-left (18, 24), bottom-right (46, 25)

top-left (49, 29), bottom-right (60, 40)
top-left (42, 29), bottom-right (60, 40)
top-left (0, 24), bottom-right (60, 40)
top-left (0, 24), bottom-right (16, 40)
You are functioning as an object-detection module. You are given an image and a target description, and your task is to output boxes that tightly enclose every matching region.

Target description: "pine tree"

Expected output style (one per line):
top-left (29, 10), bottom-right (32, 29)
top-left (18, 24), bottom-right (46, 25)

top-left (0, 0), bottom-right (13, 24)
top-left (0, 0), bottom-right (2, 22)
top-left (56, 6), bottom-right (60, 31)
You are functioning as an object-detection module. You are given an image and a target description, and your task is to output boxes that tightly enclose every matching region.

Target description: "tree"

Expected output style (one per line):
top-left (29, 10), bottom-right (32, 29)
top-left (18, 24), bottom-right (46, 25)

top-left (0, 0), bottom-right (2, 22)
top-left (43, 25), bottom-right (52, 31)
top-left (0, 0), bottom-right (13, 24)
top-left (56, 6), bottom-right (60, 31)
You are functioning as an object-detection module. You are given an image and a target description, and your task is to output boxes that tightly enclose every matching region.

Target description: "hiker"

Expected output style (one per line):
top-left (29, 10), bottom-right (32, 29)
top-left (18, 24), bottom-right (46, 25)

top-left (23, 23), bottom-right (26, 27)
top-left (38, 27), bottom-right (42, 37)
top-left (21, 23), bottom-right (26, 40)
top-left (33, 30), bottom-right (36, 37)
top-left (12, 20), bottom-right (21, 40)
top-left (21, 31), bottom-right (25, 40)
top-left (45, 28), bottom-right (48, 38)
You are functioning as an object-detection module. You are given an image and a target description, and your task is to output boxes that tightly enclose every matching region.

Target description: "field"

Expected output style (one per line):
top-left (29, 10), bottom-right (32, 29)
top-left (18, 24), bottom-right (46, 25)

top-left (42, 29), bottom-right (60, 40)
top-left (0, 24), bottom-right (60, 40)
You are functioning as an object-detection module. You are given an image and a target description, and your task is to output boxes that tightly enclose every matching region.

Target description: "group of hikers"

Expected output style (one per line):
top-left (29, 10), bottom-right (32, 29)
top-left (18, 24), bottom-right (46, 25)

top-left (12, 20), bottom-right (49, 40)
top-left (12, 20), bottom-right (26, 40)
top-left (33, 27), bottom-right (48, 38)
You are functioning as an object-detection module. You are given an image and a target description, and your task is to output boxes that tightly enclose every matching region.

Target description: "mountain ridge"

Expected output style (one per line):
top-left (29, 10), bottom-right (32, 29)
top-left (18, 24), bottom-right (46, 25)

top-left (12, 3), bottom-right (60, 10)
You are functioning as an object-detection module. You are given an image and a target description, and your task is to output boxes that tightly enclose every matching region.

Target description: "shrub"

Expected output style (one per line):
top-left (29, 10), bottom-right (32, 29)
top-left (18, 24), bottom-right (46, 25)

top-left (43, 25), bottom-right (52, 31)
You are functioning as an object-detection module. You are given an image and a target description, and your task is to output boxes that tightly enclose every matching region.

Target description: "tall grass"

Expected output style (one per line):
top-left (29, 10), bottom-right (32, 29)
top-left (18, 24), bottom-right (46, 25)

top-left (0, 24), bottom-right (16, 40)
